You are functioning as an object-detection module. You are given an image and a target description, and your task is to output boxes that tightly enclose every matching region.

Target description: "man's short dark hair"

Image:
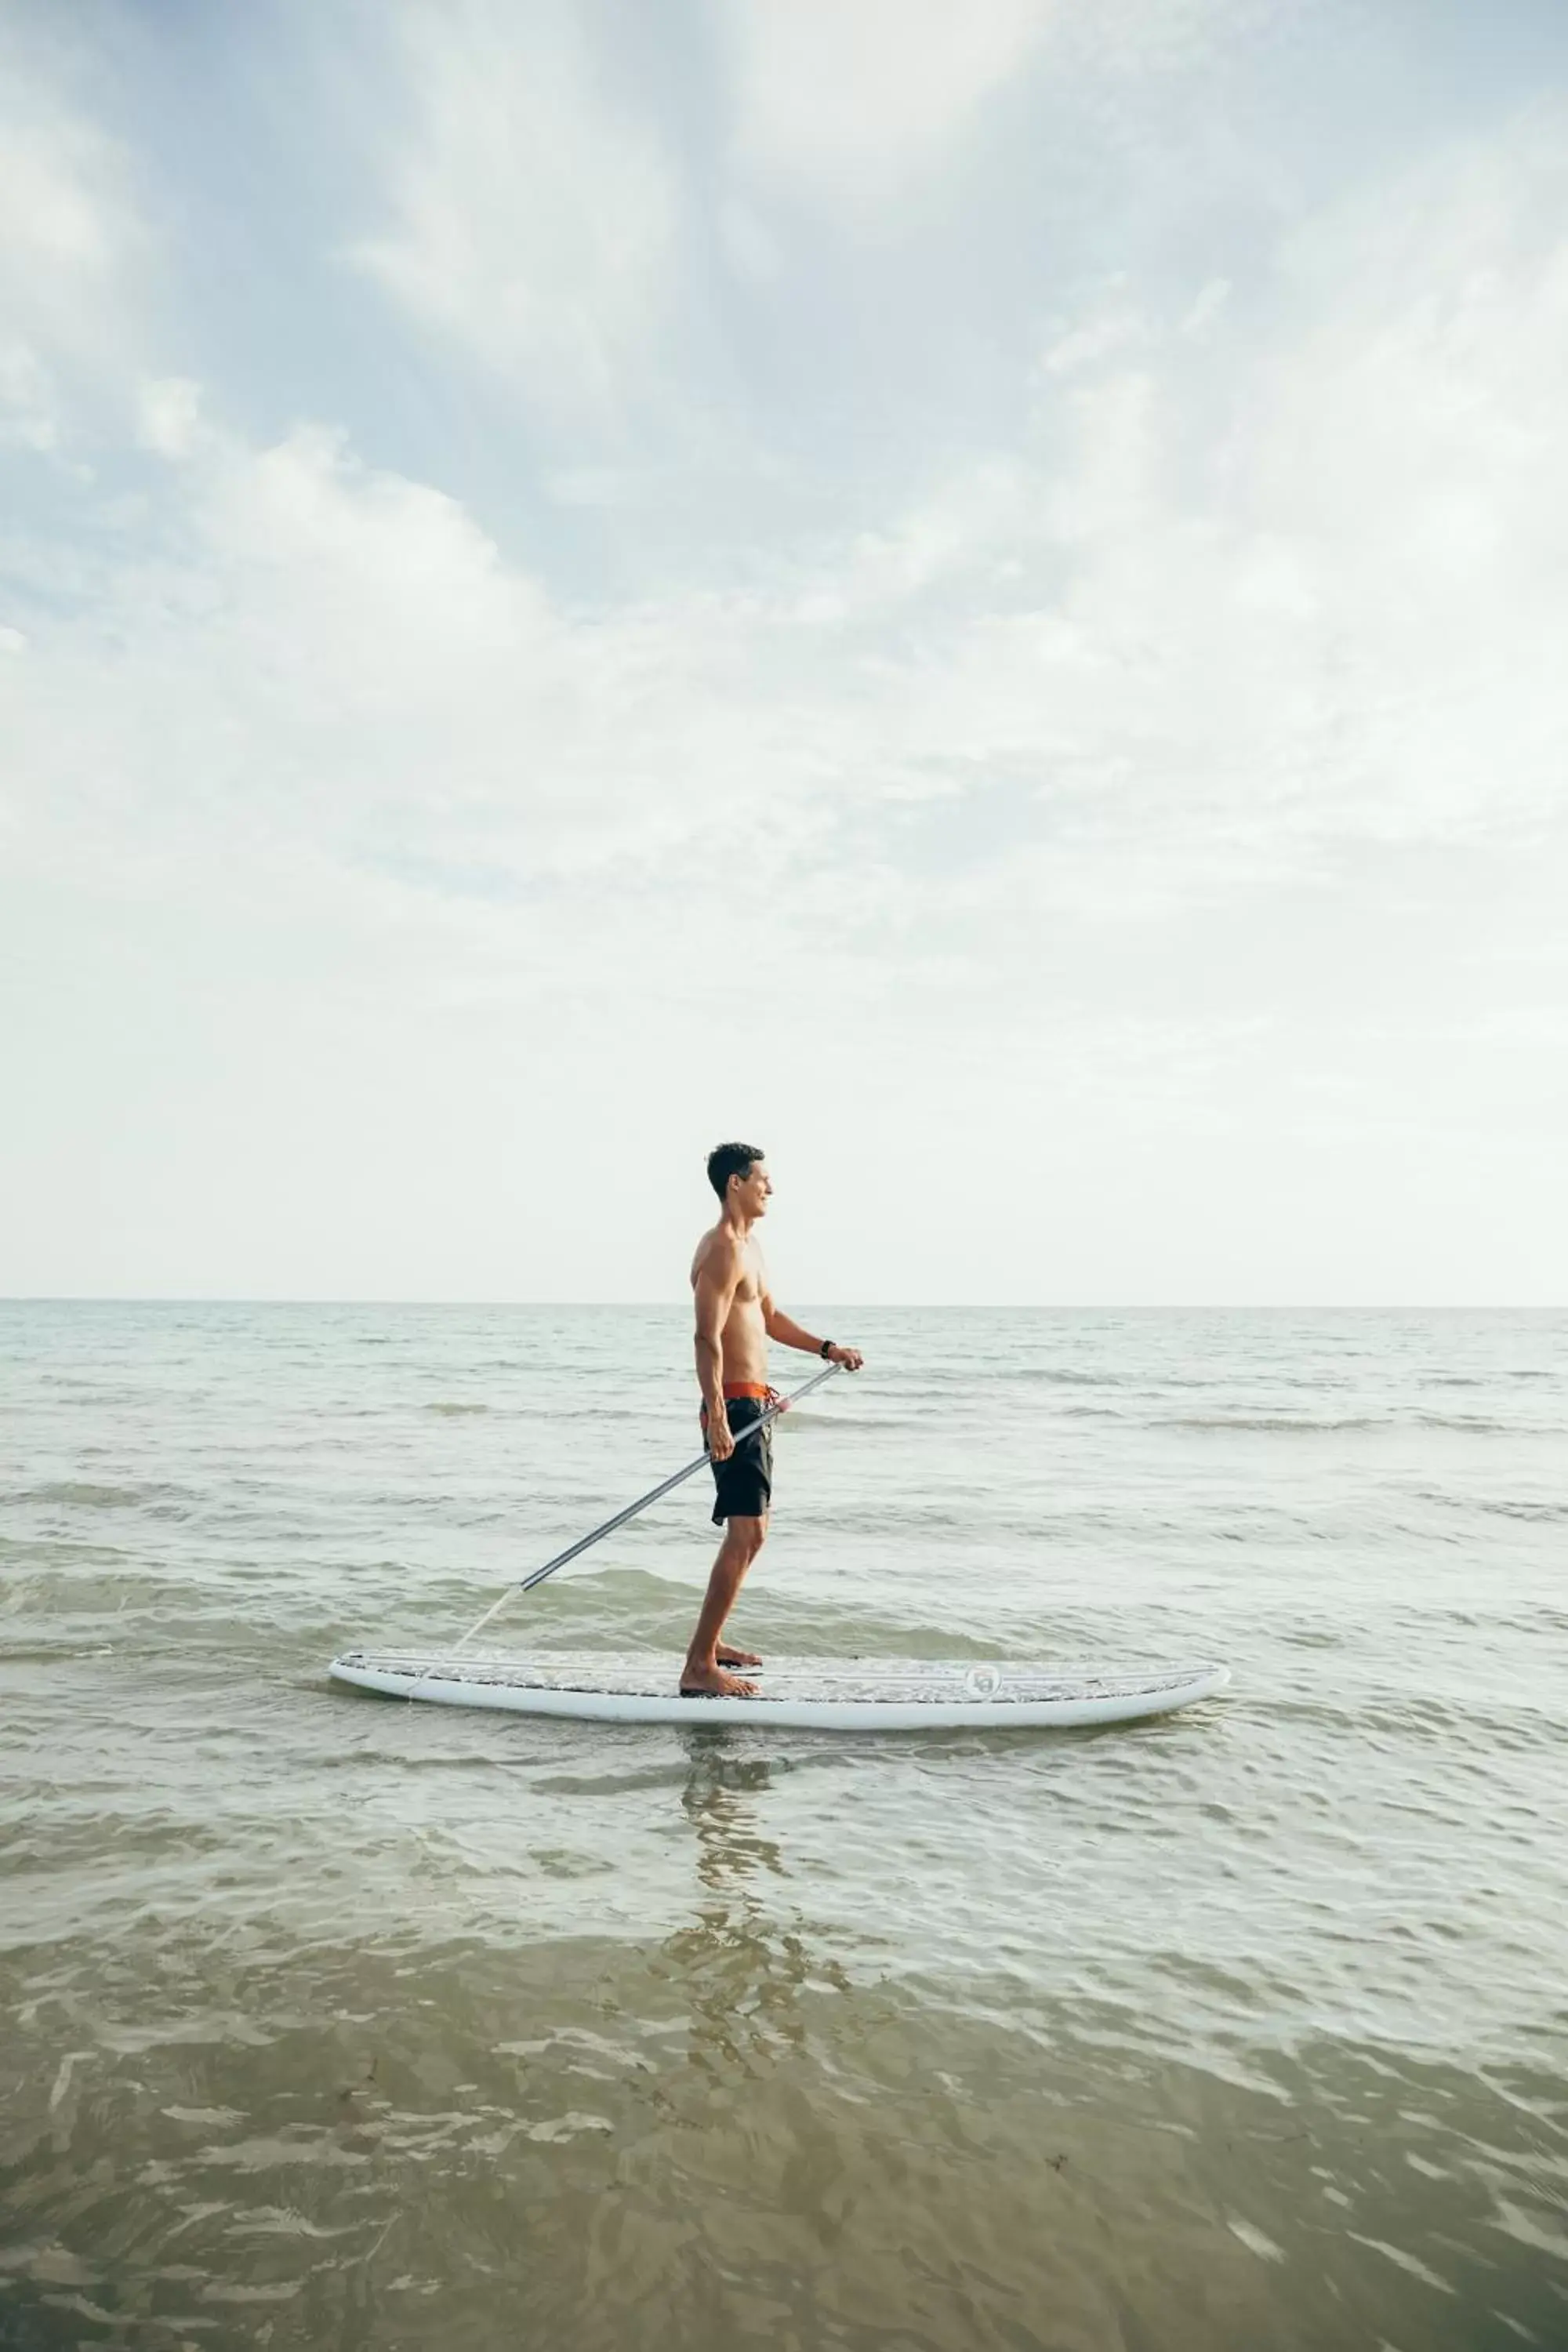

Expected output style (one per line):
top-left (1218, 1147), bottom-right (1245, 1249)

top-left (707, 1141), bottom-right (764, 1201)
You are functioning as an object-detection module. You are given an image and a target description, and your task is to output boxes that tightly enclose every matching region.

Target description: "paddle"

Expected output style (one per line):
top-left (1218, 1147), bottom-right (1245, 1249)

top-left (445, 1360), bottom-right (846, 1657)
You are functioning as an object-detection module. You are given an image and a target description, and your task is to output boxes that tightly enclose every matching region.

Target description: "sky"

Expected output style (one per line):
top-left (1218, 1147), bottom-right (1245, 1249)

top-left (2, 0), bottom-right (1566, 1306)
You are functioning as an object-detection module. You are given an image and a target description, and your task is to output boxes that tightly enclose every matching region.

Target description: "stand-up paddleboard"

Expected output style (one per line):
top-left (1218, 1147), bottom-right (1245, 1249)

top-left (329, 1650), bottom-right (1229, 1731)
top-left (328, 1367), bottom-right (1229, 1734)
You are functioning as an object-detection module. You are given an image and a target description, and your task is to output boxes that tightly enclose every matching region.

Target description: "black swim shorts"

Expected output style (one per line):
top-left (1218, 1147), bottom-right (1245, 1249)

top-left (704, 1393), bottom-right (774, 1525)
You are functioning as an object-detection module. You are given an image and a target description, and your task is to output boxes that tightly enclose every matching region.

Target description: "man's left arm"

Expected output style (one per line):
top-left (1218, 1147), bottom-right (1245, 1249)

top-left (761, 1290), bottom-right (863, 1370)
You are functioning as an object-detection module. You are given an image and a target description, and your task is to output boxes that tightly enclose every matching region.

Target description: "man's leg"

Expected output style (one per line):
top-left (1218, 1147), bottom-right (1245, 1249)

top-left (681, 1515), bottom-right (768, 1696)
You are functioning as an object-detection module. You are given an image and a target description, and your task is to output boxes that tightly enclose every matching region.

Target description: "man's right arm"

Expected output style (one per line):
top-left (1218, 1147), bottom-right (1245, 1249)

top-left (693, 1243), bottom-right (742, 1461)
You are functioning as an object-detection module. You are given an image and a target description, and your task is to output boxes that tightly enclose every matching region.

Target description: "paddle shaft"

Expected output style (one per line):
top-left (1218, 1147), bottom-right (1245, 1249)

top-left (450, 1361), bottom-right (845, 1653)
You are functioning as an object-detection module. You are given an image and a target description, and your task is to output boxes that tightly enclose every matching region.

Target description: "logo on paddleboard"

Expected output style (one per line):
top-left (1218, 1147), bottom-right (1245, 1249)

top-left (963, 1664), bottom-right (1001, 1700)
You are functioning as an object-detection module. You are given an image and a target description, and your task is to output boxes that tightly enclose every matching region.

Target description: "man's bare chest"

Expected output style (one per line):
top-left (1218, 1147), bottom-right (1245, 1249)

top-left (729, 1261), bottom-right (764, 1309)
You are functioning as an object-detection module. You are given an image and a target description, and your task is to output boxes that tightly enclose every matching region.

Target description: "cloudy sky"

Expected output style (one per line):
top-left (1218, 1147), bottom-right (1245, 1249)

top-left (3, 0), bottom-right (1566, 1305)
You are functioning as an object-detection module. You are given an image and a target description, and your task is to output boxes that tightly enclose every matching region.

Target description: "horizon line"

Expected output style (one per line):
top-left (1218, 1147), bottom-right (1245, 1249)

top-left (3, 1297), bottom-right (1564, 1315)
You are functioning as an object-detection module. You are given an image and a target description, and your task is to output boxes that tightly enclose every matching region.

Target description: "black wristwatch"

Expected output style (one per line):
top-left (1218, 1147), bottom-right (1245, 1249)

top-left (819, 1338), bottom-right (835, 1359)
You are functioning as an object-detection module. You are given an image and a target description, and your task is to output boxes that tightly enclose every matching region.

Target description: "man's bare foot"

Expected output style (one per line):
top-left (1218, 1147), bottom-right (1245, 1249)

top-left (717, 1643), bottom-right (762, 1668)
top-left (680, 1662), bottom-right (758, 1698)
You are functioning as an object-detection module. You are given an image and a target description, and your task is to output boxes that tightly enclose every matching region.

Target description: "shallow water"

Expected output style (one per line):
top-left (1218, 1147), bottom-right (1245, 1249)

top-left (2, 1303), bottom-right (1566, 2350)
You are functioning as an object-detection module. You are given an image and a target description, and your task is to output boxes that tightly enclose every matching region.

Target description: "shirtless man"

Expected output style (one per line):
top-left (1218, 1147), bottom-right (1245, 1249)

top-left (683, 1142), bottom-right (864, 1698)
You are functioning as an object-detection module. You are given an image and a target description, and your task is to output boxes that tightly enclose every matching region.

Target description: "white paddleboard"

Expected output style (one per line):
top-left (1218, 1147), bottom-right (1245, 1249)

top-left (328, 1650), bottom-right (1228, 1731)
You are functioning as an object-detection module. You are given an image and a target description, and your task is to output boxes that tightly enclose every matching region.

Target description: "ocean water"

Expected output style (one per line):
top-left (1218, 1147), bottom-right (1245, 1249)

top-left (2, 1301), bottom-right (1566, 2352)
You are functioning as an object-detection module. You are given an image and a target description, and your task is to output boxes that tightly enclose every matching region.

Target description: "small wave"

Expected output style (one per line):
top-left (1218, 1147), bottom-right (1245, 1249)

top-left (426, 1402), bottom-right (492, 1417)
top-left (1154, 1412), bottom-right (1526, 1435)
top-left (1158, 1415), bottom-right (1385, 1433)
top-left (776, 1410), bottom-right (916, 1432)
top-left (6, 1480), bottom-right (194, 1511)
top-left (1415, 1411), bottom-right (1560, 1434)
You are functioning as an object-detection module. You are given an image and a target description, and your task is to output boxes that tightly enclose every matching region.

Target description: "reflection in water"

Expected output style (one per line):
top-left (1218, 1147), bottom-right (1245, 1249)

top-left (667, 1737), bottom-right (852, 2092)
top-left (679, 1734), bottom-right (782, 1894)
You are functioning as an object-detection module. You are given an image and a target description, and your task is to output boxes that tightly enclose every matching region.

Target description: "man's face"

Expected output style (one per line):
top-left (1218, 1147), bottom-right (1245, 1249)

top-left (732, 1160), bottom-right (773, 1217)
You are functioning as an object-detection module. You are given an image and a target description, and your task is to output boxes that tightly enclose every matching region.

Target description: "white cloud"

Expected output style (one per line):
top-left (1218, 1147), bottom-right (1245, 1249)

top-left (0, 341), bottom-right (59, 452)
top-left (1181, 277), bottom-right (1231, 337)
top-left (1039, 295), bottom-right (1148, 379)
top-left (0, 117), bottom-right (118, 285)
top-left (136, 376), bottom-right (206, 460)
top-left (4, 412), bottom-right (812, 942)
top-left (347, 0), bottom-right (681, 419)
top-left (717, 0), bottom-right (1311, 215)
top-left (13, 91), bottom-right (1568, 909)
top-left (785, 111), bottom-right (1568, 880)
top-left (720, 0), bottom-right (1051, 207)
top-left (0, 24), bottom-right (148, 430)
top-left (12, 89), bottom-right (1566, 1037)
